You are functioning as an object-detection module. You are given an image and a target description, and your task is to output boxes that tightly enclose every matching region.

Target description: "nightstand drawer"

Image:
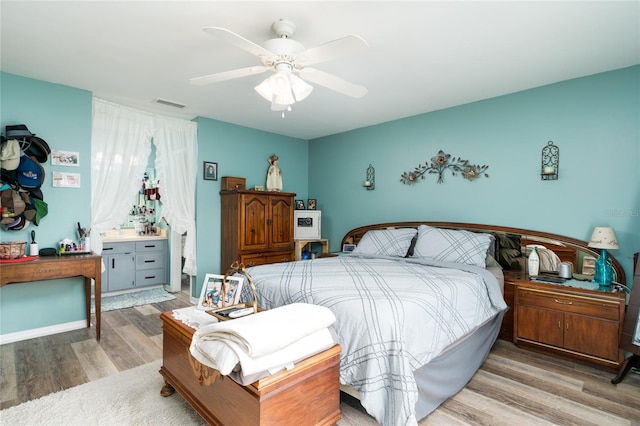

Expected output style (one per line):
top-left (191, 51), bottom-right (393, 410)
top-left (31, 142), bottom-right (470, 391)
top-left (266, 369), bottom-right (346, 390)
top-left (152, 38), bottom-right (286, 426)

top-left (517, 287), bottom-right (621, 321)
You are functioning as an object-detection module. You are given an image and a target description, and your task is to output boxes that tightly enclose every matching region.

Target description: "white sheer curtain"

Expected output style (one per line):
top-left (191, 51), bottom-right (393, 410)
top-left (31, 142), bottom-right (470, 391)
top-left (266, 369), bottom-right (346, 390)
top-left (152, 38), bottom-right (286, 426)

top-left (91, 98), bottom-right (153, 256)
top-left (153, 116), bottom-right (198, 276)
top-left (91, 98), bottom-right (198, 276)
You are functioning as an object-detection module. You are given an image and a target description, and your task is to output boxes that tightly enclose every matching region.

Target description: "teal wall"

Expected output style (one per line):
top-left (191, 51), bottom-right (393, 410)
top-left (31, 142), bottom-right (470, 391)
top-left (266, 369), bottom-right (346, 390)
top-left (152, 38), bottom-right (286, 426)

top-left (1, 65), bottom-right (638, 338)
top-left (194, 117), bottom-right (308, 291)
top-left (309, 66), bottom-right (639, 281)
top-left (0, 72), bottom-right (306, 336)
top-left (1, 72), bottom-right (93, 334)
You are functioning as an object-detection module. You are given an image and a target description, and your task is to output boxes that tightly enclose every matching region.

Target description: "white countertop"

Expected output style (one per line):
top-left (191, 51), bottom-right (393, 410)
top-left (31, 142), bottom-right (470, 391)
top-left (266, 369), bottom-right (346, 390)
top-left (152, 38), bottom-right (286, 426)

top-left (101, 229), bottom-right (168, 243)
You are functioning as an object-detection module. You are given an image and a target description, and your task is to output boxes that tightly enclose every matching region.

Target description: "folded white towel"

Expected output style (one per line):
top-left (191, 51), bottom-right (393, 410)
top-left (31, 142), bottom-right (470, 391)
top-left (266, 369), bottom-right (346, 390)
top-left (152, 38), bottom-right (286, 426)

top-left (193, 303), bottom-right (336, 358)
top-left (190, 327), bottom-right (338, 377)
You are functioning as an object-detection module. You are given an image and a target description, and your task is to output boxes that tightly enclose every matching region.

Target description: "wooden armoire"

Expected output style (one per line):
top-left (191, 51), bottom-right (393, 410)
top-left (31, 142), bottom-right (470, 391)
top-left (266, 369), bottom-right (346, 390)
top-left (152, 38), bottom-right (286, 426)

top-left (220, 190), bottom-right (295, 269)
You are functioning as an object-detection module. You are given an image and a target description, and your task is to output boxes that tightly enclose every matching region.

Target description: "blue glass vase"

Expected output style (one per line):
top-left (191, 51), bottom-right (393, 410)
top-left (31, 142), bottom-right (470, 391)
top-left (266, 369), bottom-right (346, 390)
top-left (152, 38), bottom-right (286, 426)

top-left (593, 249), bottom-right (613, 286)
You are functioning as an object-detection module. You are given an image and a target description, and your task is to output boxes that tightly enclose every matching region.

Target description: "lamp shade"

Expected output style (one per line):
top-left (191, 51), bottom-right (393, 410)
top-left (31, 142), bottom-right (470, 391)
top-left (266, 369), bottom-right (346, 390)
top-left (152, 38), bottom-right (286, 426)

top-left (254, 63), bottom-right (313, 114)
top-left (587, 226), bottom-right (619, 250)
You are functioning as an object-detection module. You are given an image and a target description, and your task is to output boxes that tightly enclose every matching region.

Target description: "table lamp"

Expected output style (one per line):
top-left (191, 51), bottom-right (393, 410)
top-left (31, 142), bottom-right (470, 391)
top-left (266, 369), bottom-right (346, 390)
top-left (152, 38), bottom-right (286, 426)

top-left (587, 226), bottom-right (619, 286)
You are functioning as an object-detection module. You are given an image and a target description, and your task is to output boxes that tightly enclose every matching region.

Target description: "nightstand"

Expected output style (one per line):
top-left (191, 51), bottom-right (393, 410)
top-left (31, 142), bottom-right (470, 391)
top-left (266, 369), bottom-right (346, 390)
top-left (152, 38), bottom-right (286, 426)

top-left (294, 239), bottom-right (329, 260)
top-left (514, 277), bottom-right (625, 370)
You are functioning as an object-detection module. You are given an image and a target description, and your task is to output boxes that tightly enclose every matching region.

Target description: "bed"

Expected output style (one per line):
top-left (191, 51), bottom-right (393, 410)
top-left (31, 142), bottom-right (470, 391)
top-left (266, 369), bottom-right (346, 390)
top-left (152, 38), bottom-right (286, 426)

top-left (239, 222), bottom-right (509, 426)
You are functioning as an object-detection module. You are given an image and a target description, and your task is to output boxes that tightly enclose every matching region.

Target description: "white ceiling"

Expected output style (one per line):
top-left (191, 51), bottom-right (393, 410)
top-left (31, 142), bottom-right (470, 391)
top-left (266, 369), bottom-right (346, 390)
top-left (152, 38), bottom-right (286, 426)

top-left (2, 1), bottom-right (639, 140)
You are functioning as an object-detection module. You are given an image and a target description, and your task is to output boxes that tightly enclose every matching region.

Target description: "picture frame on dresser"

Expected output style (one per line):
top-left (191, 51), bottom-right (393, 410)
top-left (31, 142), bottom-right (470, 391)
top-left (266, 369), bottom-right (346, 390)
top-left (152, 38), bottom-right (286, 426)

top-left (197, 274), bottom-right (243, 310)
top-left (342, 244), bottom-right (356, 253)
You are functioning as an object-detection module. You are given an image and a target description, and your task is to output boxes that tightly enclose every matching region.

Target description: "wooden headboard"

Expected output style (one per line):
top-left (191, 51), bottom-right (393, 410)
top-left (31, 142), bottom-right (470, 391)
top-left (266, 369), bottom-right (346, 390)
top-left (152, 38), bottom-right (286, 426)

top-left (341, 221), bottom-right (626, 285)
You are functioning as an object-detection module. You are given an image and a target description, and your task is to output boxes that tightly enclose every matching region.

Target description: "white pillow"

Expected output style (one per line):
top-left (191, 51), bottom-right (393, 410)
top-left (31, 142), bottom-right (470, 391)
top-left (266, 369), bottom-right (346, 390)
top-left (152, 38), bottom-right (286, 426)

top-left (412, 225), bottom-right (492, 267)
top-left (353, 228), bottom-right (417, 257)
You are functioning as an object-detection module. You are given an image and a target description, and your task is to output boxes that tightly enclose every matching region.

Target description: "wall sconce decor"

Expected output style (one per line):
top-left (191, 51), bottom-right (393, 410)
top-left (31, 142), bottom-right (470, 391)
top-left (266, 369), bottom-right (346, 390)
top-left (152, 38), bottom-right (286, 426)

top-left (364, 164), bottom-right (375, 190)
top-left (541, 141), bottom-right (559, 180)
top-left (400, 150), bottom-right (489, 185)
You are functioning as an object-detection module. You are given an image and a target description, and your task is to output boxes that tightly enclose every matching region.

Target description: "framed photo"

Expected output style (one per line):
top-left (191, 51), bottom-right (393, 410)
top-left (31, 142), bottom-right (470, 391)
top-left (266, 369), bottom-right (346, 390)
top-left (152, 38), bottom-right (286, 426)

top-left (52, 171), bottom-right (81, 188)
top-left (342, 243), bottom-right (356, 253)
top-left (582, 256), bottom-right (596, 275)
top-left (197, 274), bottom-right (243, 310)
top-left (203, 161), bottom-right (218, 181)
top-left (295, 199), bottom-right (305, 210)
top-left (307, 199), bottom-right (317, 210)
top-left (51, 150), bottom-right (79, 167)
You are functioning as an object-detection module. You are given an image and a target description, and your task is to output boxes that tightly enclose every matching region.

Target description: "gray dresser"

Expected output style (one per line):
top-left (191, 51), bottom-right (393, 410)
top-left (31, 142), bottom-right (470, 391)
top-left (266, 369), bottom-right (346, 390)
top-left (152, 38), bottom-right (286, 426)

top-left (102, 239), bottom-right (167, 293)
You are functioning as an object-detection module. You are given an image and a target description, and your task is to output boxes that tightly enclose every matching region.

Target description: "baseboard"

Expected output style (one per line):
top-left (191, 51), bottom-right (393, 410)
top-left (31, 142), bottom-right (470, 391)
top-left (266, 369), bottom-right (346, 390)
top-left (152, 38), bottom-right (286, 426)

top-left (0, 320), bottom-right (87, 345)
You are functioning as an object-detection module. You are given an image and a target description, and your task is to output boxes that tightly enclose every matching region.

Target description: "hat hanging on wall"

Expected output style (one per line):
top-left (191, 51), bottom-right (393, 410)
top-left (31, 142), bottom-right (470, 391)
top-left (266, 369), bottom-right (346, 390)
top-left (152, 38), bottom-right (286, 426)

top-left (0, 139), bottom-right (21, 171)
top-left (5, 124), bottom-right (33, 139)
top-left (4, 124), bottom-right (51, 163)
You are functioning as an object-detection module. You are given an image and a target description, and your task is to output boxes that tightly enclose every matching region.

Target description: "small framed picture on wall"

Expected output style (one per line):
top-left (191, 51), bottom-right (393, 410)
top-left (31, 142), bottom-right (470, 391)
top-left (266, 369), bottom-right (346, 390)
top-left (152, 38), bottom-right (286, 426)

top-left (307, 199), bottom-right (317, 210)
top-left (203, 161), bottom-right (218, 181)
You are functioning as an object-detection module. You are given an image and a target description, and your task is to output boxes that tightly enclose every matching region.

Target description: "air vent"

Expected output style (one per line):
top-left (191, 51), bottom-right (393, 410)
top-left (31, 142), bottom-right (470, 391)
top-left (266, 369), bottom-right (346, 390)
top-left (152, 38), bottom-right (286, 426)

top-left (154, 98), bottom-right (187, 109)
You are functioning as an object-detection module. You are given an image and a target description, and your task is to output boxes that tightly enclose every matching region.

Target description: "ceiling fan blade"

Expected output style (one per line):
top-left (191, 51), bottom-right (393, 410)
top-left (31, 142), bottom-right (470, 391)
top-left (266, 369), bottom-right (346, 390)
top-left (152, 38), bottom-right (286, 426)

top-left (295, 35), bottom-right (368, 67)
top-left (190, 66), bottom-right (268, 86)
top-left (203, 27), bottom-right (275, 59)
top-left (298, 68), bottom-right (367, 98)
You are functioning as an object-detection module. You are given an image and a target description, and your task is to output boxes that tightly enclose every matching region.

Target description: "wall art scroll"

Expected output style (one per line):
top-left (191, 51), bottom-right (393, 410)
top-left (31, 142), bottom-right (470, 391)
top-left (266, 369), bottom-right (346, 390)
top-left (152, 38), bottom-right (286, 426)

top-left (400, 150), bottom-right (489, 185)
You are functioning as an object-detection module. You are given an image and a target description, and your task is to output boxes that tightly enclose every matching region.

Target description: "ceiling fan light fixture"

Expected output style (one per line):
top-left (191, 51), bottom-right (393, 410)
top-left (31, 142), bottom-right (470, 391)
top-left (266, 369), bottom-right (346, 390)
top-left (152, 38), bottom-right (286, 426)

top-left (255, 67), bottom-right (312, 113)
top-left (197, 20), bottom-right (368, 116)
top-left (290, 74), bottom-right (313, 101)
top-left (255, 72), bottom-right (290, 103)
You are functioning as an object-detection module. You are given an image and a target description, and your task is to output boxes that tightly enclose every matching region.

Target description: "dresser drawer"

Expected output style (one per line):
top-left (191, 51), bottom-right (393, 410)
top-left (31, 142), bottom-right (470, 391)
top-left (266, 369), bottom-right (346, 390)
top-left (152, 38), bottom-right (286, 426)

top-left (517, 287), bottom-right (621, 321)
top-left (102, 242), bottom-right (135, 255)
top-left (239, 251), bottom-right (293, 267)
top-left (135, 240), bottom-right (167, 252)
top-left (136, 268), bottom-right (166, 286)
top-left (136, 251), bottom-right (166, 270)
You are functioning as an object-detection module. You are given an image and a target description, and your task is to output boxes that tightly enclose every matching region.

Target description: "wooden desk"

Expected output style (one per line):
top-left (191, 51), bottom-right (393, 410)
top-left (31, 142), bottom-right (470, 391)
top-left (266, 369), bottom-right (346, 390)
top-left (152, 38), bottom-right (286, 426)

top-left (0, 254), bottom-right (102, 340)
top-left (294, 239), bottom-right (329, 261)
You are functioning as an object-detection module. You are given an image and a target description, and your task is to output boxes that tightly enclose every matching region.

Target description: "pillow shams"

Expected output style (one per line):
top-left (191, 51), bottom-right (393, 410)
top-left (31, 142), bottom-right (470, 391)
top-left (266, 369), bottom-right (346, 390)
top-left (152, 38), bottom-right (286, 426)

top-left (353, 228), bottom-right (418, 257)
top-left (412, 225), bottom-right (493, 268)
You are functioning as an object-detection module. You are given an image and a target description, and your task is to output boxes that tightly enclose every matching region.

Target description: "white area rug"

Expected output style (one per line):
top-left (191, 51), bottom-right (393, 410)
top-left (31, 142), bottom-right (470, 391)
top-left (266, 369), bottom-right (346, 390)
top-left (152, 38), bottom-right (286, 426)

top-left (0, 360), bottom-right (206, 425)
top-left (0, 360), bottom-right (376, 426)
top-left (92, 288), bottom-right (176, 313)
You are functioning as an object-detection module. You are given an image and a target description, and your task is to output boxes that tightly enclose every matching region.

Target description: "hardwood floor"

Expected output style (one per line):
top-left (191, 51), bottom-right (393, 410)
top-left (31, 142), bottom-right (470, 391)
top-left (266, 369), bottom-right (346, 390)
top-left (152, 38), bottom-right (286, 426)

top-left (1, 283), bottom-right (640, 425)
top-left (0, 286), bottom-right (192, 410)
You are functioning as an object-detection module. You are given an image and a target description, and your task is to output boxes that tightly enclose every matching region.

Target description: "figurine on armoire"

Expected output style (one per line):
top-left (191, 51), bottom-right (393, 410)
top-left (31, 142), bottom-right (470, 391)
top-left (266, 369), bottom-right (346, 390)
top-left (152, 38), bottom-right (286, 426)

top-left (266, 154), bottom-right (282, 191)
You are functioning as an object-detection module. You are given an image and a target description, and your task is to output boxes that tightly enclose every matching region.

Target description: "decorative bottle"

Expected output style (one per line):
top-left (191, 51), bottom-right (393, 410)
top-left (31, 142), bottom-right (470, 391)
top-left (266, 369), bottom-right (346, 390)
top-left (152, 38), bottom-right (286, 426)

top-left (528, 246), bottom-right (540, 277)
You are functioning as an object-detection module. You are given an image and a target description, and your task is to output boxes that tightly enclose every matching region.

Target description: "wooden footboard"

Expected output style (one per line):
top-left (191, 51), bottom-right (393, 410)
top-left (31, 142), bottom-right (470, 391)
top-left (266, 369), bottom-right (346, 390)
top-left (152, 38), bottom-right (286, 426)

top-left (159, 311), bottom-right (342, 426)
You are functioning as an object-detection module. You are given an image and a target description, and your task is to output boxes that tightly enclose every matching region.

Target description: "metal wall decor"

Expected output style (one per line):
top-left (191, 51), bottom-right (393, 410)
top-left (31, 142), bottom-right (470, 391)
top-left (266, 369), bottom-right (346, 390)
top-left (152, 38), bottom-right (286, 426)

top-left (541, 141), bottom-right (559, 180)
top-left (400, 150), bottom-right (489, 185)
top-left (364, 164), bottom-right (375, 190)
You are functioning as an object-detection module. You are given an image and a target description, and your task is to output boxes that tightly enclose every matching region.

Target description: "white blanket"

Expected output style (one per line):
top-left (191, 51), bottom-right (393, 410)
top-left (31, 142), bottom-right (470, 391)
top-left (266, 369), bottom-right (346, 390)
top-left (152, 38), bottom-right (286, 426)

top-left (193, 303), bottom-right (336, 357)
top-left (191, 326), bottom-right (338, 376)
top-left (189, 303), bottom-right (338, 379)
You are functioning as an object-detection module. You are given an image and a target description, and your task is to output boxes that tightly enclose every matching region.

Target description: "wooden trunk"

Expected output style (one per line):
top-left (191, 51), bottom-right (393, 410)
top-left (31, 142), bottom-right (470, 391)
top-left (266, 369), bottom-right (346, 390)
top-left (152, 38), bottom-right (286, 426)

top-left (159, 311), bottom-right (342, 426)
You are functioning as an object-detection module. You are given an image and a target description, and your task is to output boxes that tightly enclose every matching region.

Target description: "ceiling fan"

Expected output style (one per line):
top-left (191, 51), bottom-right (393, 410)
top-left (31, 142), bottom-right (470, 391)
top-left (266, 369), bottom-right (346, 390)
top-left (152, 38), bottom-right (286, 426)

top-left (190, 19), bottom-right (368, 114)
